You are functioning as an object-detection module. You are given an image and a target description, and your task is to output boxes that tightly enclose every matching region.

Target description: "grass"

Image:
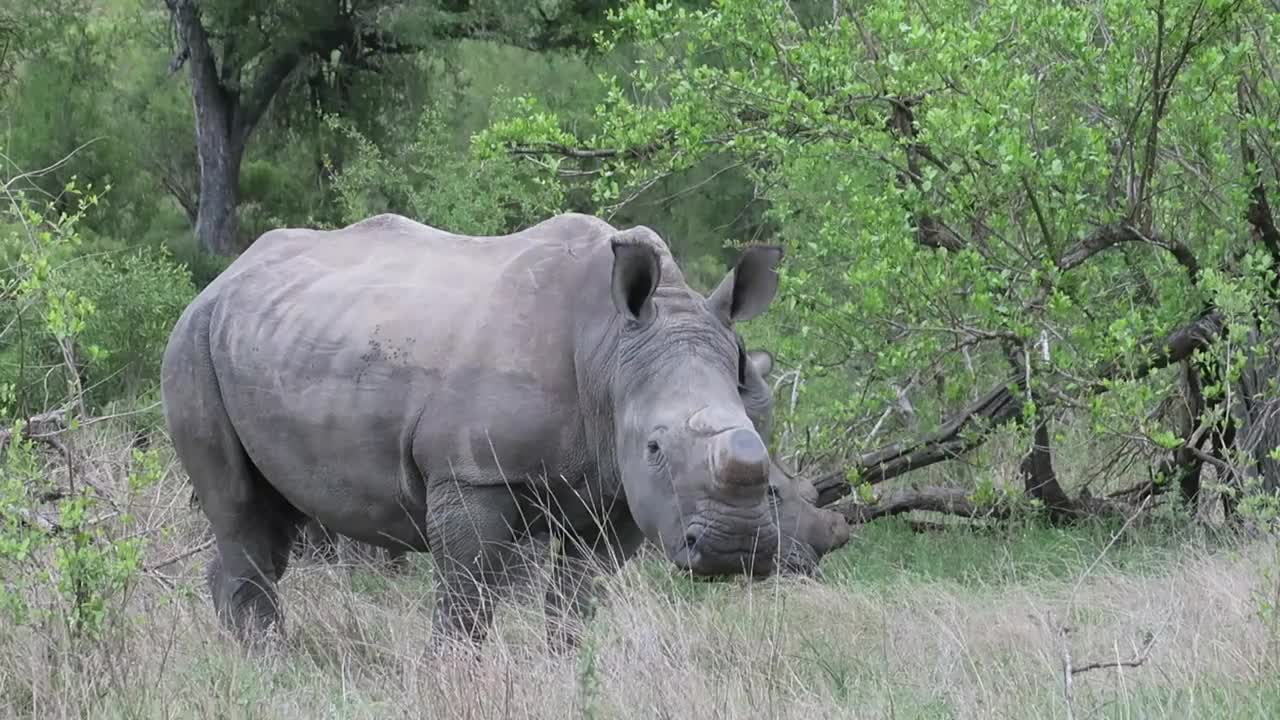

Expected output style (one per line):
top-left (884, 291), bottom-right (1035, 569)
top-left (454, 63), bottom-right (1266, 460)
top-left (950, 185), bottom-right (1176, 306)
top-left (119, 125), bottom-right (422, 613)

top-left (2, 422), bottom-right (1278, 719)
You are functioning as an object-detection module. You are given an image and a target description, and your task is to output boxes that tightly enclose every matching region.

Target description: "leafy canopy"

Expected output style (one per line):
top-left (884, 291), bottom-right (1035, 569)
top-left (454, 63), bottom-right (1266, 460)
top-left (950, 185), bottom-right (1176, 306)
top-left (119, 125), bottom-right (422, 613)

top-left (480, 0), bottom-right (1280, 473)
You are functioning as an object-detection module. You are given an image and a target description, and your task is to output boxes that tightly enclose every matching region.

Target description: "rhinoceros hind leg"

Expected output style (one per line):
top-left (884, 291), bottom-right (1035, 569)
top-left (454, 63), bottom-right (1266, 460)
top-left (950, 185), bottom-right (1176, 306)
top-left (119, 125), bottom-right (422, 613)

top-left (204, 476), bottom-right (305, 642)
top-left (170, 400), bottom-right (303, 640)
top-left (164, 308), bottom-right (305, 643)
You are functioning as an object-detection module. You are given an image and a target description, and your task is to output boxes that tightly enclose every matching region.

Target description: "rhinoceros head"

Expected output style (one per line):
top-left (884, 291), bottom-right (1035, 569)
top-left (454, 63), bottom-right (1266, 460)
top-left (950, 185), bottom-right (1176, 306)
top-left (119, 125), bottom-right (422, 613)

top-left (604, 229), bottom-right (795, 577)
top-left (736, 350), bottom-right (851, 576)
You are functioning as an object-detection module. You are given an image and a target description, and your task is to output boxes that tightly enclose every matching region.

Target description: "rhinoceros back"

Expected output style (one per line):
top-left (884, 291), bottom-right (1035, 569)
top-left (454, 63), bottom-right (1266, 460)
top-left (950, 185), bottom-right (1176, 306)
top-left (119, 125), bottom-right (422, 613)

top-left (177, 213), bottom-right (616, 546)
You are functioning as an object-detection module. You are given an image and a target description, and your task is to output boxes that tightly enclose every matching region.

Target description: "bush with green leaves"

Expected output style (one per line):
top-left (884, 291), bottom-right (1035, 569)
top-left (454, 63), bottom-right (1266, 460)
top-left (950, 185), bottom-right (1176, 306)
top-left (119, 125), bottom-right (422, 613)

top-left (0, 181), bottom-right (168, 652)
top-left (60, 247), bottom-right (197, 404)
top-left (480, 0), bottom-right (1280, 508)
top-left (0, 180), bottom-right (197, 414)
top-left (0, 430), bottom-right (160, 643)
top-left (322, 106), bottom-right (567, 235)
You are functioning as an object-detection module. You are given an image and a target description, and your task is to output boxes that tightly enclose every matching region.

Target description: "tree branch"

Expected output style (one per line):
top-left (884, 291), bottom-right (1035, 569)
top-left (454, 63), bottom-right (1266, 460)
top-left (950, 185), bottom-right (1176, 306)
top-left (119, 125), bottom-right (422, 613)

top-left (1056, 223), bottom-right (1200, 285)
top-left (813, 308), bottom-right (1226, 507)
top-left (236, 45), bottom-right (305, 142)
top-left (833, 486), bottom-right (1009, 524)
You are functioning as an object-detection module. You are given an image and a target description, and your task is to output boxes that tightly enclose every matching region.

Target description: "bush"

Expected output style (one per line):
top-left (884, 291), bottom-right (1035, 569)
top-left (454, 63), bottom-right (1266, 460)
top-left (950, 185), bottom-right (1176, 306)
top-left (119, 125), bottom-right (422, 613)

top-left (62, 248), bottom-right (197, 405)
top-left (0, 177), bottom-right (168, 695)
top-left (322, 107), bottom-right (566, 235)
top-left (0, 181), bottom-right (197, 414)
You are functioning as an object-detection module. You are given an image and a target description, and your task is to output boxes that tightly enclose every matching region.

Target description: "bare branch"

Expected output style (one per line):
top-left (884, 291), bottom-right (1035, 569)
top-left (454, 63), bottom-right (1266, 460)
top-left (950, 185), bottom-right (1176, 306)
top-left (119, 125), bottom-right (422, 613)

top-left (1056, 223), bottom-right (1200, 284)
top-left (145, 538), bottom-right (215, 572)
top-left (832, 486), bottom-right (1009, 524)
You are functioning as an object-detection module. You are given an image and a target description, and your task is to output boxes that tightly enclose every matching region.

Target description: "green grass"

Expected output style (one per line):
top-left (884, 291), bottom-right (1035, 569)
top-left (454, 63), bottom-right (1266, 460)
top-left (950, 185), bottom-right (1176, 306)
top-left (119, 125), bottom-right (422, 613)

top-left (636, 512), bottom-right (1226, 609)
top-left (822, 514), bottom-right (1203, 589)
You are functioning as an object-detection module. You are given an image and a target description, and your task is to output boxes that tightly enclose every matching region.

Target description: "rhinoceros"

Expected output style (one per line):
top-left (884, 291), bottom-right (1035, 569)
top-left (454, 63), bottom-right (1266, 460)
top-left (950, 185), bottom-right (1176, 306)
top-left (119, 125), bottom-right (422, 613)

top-left (160, 212), bottom-right (849, 649)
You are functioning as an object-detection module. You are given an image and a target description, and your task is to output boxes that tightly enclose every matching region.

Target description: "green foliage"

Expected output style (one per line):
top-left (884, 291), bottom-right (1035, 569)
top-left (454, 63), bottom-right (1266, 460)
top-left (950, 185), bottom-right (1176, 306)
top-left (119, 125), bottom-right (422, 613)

top-left (60, 248), bottom-right (197, 402)
top-left (323, 107), bottom-right (566, 234)
top-left (481, 0), bottom-right (1280, 504)
top-left (0, 181), bottom-right (196, 412)
top-left (0, 428), bottom-right (158, 643)
top-left (0, 184), bottom-right (170, 655)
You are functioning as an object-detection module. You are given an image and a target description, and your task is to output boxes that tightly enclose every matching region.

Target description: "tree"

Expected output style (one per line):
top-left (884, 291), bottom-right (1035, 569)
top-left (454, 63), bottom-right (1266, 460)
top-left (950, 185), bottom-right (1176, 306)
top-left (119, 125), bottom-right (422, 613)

top-left (163, 0), bottom-right (628, 256)
top-left (481, 0), bottom-right (1280, 521)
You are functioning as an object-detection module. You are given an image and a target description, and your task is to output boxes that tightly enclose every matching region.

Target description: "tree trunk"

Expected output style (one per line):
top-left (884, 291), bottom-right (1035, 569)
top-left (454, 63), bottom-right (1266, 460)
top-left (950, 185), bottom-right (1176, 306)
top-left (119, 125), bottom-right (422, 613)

top-left (168, 0), bottom-right (311, 256)
top-left (1018, 407), bottom-right (1073, 518)
top-left (171, 0), bottom-right (249, 256)
top-left (1178, 362), bottom-right (1206, 505)
top-left (1233, 331), bottom-right (1280, 495)
top-left (192, 114), bottom-right (245, 255)
top-left (1154, 360), bottom-right (1206, 509)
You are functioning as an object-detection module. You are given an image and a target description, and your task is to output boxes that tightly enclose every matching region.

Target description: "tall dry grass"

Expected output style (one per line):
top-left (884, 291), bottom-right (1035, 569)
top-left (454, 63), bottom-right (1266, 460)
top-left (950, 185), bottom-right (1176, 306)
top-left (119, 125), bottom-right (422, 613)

top-left (1, 421), bottom-right (1277, 719)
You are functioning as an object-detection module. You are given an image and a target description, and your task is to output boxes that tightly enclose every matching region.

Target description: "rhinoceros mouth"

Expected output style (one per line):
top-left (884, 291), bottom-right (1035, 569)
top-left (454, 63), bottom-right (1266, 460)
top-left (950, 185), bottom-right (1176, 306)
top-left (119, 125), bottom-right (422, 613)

top-left (672, 520), bottom-right (779, 578)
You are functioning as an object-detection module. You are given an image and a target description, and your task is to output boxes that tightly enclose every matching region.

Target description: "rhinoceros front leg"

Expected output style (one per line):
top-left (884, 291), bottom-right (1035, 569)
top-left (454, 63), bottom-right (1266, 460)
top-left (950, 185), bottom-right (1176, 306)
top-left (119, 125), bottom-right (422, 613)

top-left (424, 483), bottom-right (531, 649)
top-left (544, 521), bottom-right (644, 654)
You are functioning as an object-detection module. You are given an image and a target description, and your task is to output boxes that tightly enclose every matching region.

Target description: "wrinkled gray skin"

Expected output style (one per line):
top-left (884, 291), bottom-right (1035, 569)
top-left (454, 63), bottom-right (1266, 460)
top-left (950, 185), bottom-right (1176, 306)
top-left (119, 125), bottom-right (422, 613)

top-left (296, 347), bottom-right (850, 576)
top-left (161, 212), bottom-right (846, 650)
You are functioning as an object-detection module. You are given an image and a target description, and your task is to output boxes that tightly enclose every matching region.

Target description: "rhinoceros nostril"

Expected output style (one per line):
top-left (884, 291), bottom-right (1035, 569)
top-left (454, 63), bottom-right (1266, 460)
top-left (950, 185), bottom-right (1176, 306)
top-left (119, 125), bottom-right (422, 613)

top-left (684, 530), bottom-right (701, 550)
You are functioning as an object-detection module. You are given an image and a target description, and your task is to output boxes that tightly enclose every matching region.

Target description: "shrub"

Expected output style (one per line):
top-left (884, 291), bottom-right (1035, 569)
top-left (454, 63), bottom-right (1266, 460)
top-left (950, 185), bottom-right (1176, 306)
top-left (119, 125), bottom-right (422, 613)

top-left (0, 180), bottom-right (197, 413)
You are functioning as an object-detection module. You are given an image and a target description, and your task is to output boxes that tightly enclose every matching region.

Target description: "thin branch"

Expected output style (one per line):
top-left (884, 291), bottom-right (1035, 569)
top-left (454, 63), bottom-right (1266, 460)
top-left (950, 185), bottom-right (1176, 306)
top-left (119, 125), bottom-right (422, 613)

top-left (1071, 641), bottom-right (1157, 676)
top-left (145, 538), bottom-right (215, 572)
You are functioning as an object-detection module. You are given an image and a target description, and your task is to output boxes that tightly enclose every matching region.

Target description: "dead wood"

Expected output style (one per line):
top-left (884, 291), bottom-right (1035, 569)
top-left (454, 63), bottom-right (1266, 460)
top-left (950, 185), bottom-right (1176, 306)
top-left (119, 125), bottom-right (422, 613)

top-left (831, 486), bottom-right (1010, 524)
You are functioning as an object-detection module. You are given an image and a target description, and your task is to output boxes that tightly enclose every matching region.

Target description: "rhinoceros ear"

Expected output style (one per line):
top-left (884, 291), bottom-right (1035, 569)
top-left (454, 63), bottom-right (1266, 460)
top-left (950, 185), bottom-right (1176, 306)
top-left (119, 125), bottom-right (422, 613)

top-left (707, 245), bottom-right (784, 324)
top-left (611, 234), bottom-right (662, 324)
top-left (747, 349), bottom-right (774, 377)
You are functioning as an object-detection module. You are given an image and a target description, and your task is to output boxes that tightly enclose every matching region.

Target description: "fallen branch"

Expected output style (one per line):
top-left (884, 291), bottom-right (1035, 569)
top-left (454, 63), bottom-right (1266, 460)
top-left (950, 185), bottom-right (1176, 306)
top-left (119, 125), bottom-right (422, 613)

top-left (7, 507), bottom-right (118, 536)
top-left (0, 408), bottom-right (72, 468)
top-left (1071, 652), bottom-right (1153, 675)
top-left (0, 408), bottom-right (69, 447)
top-left (831, 486), bottom-right (1009, 524)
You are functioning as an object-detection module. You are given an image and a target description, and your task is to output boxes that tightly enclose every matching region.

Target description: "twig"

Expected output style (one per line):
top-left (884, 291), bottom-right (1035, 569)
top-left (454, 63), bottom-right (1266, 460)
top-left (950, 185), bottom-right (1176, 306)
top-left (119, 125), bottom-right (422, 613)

top-left (145, 538), bottom-right (215, 572)
top-left (1072, 654), bottom-right (1152, 675)
top-left (1053, 614), bottom-right (1076, 720)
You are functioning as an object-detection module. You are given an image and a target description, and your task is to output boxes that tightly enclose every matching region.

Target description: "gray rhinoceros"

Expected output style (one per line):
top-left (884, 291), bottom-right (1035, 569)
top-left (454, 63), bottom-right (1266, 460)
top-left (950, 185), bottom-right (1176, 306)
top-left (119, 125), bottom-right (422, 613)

top-left (161, 212), bottom-right (847, 648)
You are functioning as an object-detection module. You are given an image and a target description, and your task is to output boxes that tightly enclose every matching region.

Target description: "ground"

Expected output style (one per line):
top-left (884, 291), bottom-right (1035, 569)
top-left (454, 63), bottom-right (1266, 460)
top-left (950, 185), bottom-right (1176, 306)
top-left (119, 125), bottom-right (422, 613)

top-left (1, 426), bottom-right (1277, 719)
